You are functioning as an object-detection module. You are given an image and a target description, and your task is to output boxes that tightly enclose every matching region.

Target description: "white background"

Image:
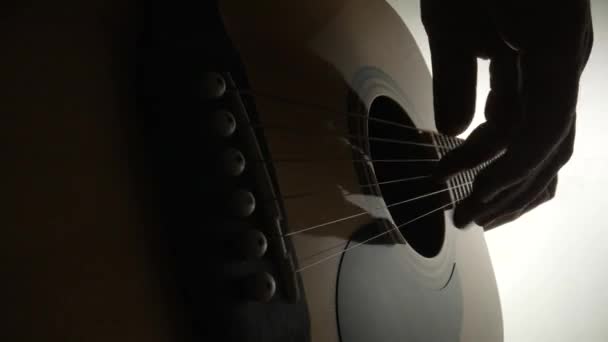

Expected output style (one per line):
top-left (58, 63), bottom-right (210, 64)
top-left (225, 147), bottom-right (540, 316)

top-left (389, 1), bottom-right (608, 341)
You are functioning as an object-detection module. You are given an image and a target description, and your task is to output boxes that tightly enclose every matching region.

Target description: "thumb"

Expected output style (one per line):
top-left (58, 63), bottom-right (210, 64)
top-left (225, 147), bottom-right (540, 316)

top-left (422, 0), bottom-right (479, 136)
top-left (428, 37), bottom-right (478, 136)
top-left (433, 121), bottom-right (508, 182)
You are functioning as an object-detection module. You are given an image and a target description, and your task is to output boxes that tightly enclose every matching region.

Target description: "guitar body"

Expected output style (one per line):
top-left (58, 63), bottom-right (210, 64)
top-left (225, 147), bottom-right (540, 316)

top-left (215, 1), bottom-right (502, 341)
top-left (2, 0), bottom-right (502, 341)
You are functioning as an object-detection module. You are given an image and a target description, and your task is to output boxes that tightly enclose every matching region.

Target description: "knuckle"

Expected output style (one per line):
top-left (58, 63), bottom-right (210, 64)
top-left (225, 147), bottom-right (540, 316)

top-left (560, 144), bottom-right (574, 165)
top-left (546, 187), bottom-right (556, 201)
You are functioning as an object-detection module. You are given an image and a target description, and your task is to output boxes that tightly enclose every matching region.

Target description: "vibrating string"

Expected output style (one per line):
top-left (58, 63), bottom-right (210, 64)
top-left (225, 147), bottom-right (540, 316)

top-left (231, 91), bottom-right (466, 228)
top-left (252, 132), bottom-right (444, 201)
top-left (246, 122), bottom-right (452, 150)
top-left (279, 175), bottom-right (432, 201)
top-left (234, 88), bottom-right (443, 137)
top-left (246, 132), bottom-right (447, 166)
top-left (243, 115), bottom-right (456, 202)
top-left (255, 157), bottom-right (439, 164)
top-left (223, 88), bottom-right (470, 272)
top-left (230, 87), bottom-right (467, 156)
top-left (260, 182), bottom-right (467, 269)
top-left (283, 181), bottom-right (471, 237)
top-left (252, 126), bottom-right (451, 150)
top-left (295, 199), bottom-right (459, 273)
top-left (228, 89), bottom-right (460, 158)
top-left (360, 174), bottom-right (432, 187)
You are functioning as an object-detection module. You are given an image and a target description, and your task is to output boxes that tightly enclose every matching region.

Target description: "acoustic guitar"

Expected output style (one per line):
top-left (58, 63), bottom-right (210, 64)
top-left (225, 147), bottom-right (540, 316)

top-left (2, 0), bottom-right (502, 341)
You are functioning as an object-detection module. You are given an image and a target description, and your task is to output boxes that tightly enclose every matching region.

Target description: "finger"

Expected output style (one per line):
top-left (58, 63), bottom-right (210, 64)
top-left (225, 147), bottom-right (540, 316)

top-left (436, 44), bottom-right (520, 183)
top-left (434, 42), bottom-right (519, 186)
top-left (453, 175), bottom-right (538, 229)
top-left (480, 176), bottom-right (557, 230)
top-left (478, 40), bottom-right (581, 200)
top-left (474, 117), bottom-right (574, 204)
top-left (474, 137), bottom-right (565, 228)
top-left (433, 122), bottom-right (507, 181)
top-left (421, 0), bottom-right (479, 136)
top-left (451, 118), bottom-right (571, 229)
top-left (485, 44), bottom-right (522, 126)
top-left (476, 175), bottom-right (556, 228)
top-left (581, 13), bottom-right (594, 70)
top-left (471, 115), bottom-right (576, 203)
top-left (452, 195), bottom-right (479, 228)
top-left (471, 26), bottom-right (583, 202)
top-left (425, 36), bottom-right (477, 136)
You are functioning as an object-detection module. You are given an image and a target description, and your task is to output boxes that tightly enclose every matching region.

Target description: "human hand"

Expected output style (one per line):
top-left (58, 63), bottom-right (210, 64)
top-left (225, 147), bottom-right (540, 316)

top-left (421, 0), bottom-right (593, 230)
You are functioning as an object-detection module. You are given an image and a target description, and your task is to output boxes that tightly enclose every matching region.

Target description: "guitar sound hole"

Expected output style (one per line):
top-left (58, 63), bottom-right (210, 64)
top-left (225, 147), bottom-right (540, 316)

top-left (368, 96), bottom-right (446, 258)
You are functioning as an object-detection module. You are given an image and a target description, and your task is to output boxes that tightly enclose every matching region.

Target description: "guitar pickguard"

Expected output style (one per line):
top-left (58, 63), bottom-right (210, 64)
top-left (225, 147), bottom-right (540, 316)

top-left (337, 221), bottom-right (462, 342)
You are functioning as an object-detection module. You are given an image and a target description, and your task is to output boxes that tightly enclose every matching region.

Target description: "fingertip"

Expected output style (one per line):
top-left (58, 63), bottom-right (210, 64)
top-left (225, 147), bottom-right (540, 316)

top-left (471, 159), bottom-right (513, 204)
top-left (434, 122), bottom-right (504, 184)
top-left (430, 45), bottom-right (477, 136)
top-left (453, 209), bottom-right (472, 228)
top-left (435, 110), bottom-right (474, 136)
top-left (453, 199), bottom-right (476, 228)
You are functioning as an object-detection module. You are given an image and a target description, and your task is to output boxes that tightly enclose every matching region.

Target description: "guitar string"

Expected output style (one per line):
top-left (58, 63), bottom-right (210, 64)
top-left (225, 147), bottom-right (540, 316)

top-left (295, 199), bottom-right (459, 273)
top-left (359, 174), bottom-right (432, 187)
top-left (283, 182), bottom-right (471, 237)
top-left (236, 103), bottom-right (471, 237)
top-left (259, 180), bottom-right (464, 257)
top-left (250, 94), bottom-right (470, 233)
top-left (228, 87), bottom-right (464, 149)
top-left (233, 88), bottom-right (445, 137)
top-left (226, 88), bottom-right (470, 270)
top-left (242, 121), bottom-right (454, 150)
top-left (248, 128), bottom-right (466, 202)
top-left (224, 93), bottom-right (463, 167)
top-left (247, 125), bottom-right (452, 150)
top-left (230, 85), bottom-right (466, 153)
top-left (239, 115), bottom-right (470, 206)
top-left (278, 175), bottom-right (432, 201)
top-left (256, 158), bottom-right (440, 163)
top-left (242, 128), bottom-right (451, 164)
